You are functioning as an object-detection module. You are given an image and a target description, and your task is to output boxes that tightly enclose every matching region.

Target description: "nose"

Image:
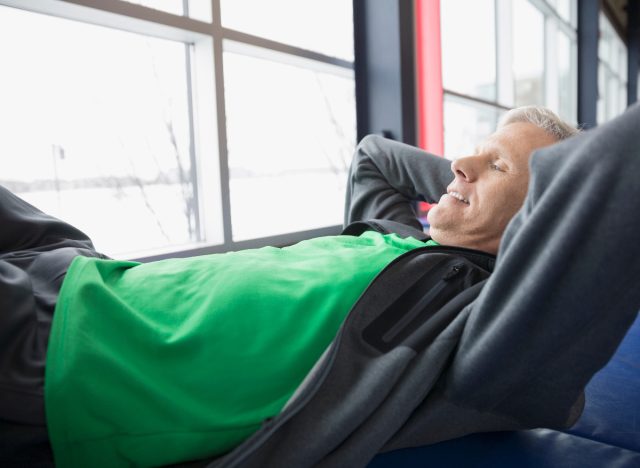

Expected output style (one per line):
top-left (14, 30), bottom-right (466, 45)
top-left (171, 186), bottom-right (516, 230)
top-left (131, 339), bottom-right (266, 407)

top-left (451, 156), bottom-right (478, 182)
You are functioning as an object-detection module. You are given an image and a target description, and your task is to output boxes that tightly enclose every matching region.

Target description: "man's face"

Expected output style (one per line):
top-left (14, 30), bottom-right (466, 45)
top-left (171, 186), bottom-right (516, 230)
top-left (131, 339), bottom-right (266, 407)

top-left (427, 122), bottom-right (558, 254)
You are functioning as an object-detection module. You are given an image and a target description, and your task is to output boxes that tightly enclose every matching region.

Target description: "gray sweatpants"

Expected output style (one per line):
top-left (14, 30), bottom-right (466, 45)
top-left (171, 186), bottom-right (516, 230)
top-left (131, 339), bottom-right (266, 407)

top-left (0, 187), bottom-right (106, 464)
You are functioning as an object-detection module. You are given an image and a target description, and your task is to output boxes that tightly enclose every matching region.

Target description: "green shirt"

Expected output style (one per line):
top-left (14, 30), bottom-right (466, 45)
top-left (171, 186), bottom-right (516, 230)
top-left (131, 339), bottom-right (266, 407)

top-left (45, 231), bottom-right (435, 467)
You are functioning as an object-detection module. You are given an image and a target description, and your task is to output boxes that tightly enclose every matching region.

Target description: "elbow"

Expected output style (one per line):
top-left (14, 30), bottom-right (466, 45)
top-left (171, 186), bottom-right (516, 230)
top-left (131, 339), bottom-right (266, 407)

top-left (357, 134), bottom-right (385, 153)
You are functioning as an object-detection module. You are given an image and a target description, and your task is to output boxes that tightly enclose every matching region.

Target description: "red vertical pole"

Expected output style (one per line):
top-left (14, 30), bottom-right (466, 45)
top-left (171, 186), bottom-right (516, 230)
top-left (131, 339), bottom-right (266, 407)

top-left (415, 0), bottom-right (444, 218)
top-left (415, 0), bottom-right (444, 155)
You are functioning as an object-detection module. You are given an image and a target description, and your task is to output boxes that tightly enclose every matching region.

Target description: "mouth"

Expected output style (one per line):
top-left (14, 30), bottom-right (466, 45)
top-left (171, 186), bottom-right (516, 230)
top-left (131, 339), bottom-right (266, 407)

top-left (447, 190), bottom-right (470, 205)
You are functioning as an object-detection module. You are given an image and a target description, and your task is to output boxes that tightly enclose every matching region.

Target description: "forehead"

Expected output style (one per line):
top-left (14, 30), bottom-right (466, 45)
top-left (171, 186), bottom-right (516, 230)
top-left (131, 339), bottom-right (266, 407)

top-left (476, 122), bottom-right (556, 166)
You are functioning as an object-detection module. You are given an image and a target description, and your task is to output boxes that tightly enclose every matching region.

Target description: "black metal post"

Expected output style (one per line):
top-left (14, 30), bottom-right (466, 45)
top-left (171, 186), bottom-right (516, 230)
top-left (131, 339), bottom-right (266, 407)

top-left (577, 0), bottom-right (599, 128)
top-left (628, 0), bottom-right (639, 105)
top-left (353, 0), bottom-right (417, 144)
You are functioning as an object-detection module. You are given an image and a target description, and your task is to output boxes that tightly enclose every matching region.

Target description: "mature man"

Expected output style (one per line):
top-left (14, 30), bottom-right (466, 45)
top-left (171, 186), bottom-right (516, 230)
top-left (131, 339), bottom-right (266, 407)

top-left (344, 107), bottom-right (575, 254)
top-left (1, 105), bottom-right (638, 467)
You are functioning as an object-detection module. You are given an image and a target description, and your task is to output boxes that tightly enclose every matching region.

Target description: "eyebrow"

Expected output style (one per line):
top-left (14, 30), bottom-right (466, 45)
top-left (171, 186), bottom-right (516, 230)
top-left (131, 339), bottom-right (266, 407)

top-left (475, 141), bottom-right (513, 164)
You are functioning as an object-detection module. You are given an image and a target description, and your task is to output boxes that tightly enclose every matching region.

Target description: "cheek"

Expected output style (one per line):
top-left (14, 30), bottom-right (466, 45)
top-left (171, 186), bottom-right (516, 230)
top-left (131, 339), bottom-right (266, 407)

top-left (495, 184), bottom-right (529, 222)
top-left (476, 180), bottom-right (528, 224)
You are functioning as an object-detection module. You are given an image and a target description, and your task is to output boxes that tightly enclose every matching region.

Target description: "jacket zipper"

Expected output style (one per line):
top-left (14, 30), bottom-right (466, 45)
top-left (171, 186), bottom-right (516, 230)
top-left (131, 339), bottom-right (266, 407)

top-left (382, 263), bottom-right (465, 343)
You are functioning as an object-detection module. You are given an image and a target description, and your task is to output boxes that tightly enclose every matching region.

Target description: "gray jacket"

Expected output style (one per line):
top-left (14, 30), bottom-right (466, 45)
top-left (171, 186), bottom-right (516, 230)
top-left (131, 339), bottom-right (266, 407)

top-left (208, 104), bottom-right (640, 468)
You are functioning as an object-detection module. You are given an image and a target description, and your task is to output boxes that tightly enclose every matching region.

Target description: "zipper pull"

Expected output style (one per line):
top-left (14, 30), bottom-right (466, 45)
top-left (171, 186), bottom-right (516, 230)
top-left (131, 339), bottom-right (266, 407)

top-left (443, 264), bottom-right (464, 281)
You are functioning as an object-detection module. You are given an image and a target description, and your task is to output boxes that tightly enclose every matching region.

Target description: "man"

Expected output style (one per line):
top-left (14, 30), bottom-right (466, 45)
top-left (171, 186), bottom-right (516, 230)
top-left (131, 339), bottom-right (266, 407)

top-left (242, 105), bottom-right (640, 467)
top-left (0, 105), bottom-right (634, 467)
top-left (344, 106), bottom-right (577, 253)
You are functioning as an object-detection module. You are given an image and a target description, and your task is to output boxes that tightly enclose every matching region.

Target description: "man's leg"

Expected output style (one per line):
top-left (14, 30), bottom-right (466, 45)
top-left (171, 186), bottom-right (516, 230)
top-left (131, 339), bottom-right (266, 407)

top-left (0, 419), bottom-right (53, 467)
top-left (443, 103), bottom-right (640, 428)
top-left (0, 186), bottom-right (105, 462)
top-left (0, 185), bottom-right (96, 253)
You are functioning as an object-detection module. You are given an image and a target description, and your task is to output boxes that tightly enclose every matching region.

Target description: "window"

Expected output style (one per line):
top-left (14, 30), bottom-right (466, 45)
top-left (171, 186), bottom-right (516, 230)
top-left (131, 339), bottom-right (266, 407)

top-left (440, 0), bottom-right (502, 159)
top-left (441, 0), bottom-right (496, 101)
top-left (220, 0), bottom-right (353, 61)
top-left (556, 30), bottom-right (575, 122)
top-left (443, 94), bottom-right (504, 158)
top-left (440, 0), bottom-right (578, 160)
top-left (548, 0), bottom-right (575, 26)
top-left (511, 0), bottom-right (577, 122)
top-left (223, 47), bottom-right (355, 241)
top-left (512, 0), bottom-right (544, 106)
top-left (121, 0), bottom-right (211, 21)
top-left (0, 6), bottom-right (198, 257)
top-left (0, 0), bottom-right (355, 260)
top-left (597, 11), bottom-right (628, 124)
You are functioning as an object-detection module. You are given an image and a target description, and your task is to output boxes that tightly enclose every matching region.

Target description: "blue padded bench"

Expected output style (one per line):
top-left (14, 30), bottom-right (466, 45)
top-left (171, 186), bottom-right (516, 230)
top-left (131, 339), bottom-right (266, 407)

top-left (368, 313), bottom-right (640, 468)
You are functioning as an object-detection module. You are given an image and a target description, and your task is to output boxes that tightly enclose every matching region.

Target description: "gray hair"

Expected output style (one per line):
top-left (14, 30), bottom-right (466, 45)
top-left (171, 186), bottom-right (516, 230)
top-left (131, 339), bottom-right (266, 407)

top-left (498, 105), bottom-right (580, 141)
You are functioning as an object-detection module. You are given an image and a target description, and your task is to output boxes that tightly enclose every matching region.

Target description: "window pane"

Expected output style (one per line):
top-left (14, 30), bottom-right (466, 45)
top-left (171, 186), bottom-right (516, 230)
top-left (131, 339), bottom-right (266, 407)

top-left (549, 0), bottom-right (573, 25)
top-left (557, 31), bottom-right (575, 123)
top-left (607, 74), bottom-right (620, 120)
top-left (221, 0), bottom-right (353, 61)
top-left (512, 0), bottom-right (544, 106)
top-left (610, 35), bottom-right (620, 76)
top-left (558, 0), bottom-right (572, 23)
top-left (121, 0), bottom-right (212, 22)
top-left (619, 40), bottom-right (627, 80)
top-left (597, 12), bottom-right (628, 124)
top-left (441, 0), bottom-right (496, 101)
top-left (597, 63), bottom-right (606, 124)
top-left (0, 6), bottom-right (200, 257)
top-left (599, 12), bottom-right (613, 63)
top-left (620, 82), bottom-right (627, 114)
top-left (124, 0), bottom-right (182, 15)
top-left (223, 49), bottom-right (356, 241)
top-left (443, 94), bottom-right (503, 160)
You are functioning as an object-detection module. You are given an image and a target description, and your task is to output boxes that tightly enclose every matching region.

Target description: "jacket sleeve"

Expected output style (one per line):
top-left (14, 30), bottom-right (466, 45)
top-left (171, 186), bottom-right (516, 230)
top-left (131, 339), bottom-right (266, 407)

top-left (441, 103), bottom-right (640, 429)
top-left (343, 135), bottom-right (453, 229)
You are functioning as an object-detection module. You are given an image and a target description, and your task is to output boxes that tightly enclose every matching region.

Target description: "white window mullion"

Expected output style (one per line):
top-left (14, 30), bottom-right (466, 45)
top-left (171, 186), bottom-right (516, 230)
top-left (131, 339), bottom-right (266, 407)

top-left (0, 0), bottom-right (212, 41)
top-left (192, 37), bottom-right (225, 245)
top-left (496, 0), bottom-right (514, 108)
top-left (570, 36), bottom-right (578, 123)
top-left (545, 17), bottom-right (559, 113)
top-left (570, 0), bottom-right (578, 29)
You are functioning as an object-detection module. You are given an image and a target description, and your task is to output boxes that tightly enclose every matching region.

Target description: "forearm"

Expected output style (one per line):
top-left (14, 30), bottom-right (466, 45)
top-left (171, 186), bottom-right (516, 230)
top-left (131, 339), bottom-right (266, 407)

top-left (343, 135), bottom-right (453, 228)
